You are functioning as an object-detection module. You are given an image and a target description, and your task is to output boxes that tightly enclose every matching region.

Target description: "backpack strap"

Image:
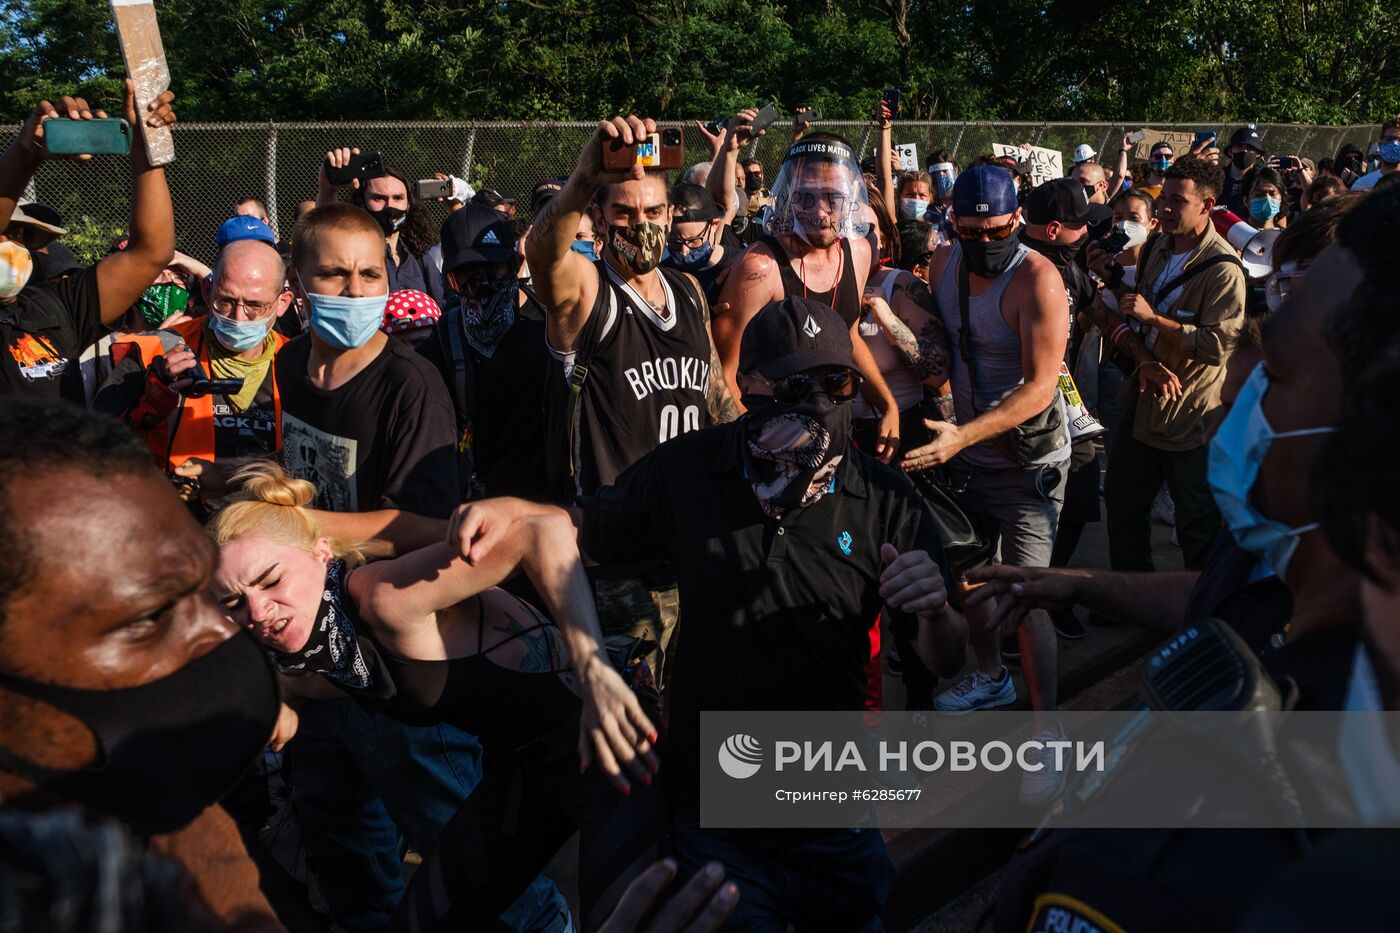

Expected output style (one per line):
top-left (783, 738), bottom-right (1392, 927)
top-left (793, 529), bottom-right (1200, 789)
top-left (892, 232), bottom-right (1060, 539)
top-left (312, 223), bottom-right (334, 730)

top-left (1154, 253), bottom-right (1244, 323)
top-left (564, 262), bottom-right (610, 486)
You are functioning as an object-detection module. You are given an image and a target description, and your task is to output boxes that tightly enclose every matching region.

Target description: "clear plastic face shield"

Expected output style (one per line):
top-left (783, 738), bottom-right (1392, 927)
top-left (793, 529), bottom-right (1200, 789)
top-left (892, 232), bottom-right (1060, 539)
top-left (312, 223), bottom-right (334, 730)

top-left (763, 138), bottom-right (871, 248)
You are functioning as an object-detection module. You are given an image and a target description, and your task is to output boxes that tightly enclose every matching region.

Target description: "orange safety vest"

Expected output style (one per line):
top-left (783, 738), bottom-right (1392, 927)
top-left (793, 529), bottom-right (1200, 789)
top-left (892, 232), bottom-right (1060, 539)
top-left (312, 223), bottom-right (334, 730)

top-left (114, 317), bottom-right (287, 472)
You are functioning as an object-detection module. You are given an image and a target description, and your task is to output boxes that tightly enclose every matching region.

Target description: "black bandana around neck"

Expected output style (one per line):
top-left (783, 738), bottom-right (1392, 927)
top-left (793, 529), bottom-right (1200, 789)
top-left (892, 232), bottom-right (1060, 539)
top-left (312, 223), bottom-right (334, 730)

top-left (271, 560), bottom-right (373, 689)
top-left (459, 280), bottom-right (518, 359)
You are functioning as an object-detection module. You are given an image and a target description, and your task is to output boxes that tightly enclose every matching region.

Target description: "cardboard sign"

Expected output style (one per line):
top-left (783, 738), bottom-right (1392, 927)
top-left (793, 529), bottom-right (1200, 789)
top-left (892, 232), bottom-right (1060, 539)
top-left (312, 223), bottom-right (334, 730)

top-left (992, 143), bottom-right (1063, 186)
top-left (1132, 129), bottom-right (1195, 162)
top-left (110, 0), bottom-right (175, 166)
top-left (895, 143), bottom-right (919, 173)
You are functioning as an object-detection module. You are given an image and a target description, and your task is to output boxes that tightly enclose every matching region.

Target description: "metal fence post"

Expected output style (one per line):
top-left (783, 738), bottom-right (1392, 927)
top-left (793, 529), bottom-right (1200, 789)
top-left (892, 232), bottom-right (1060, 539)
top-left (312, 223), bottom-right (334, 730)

top-left (461, 124), bottom-right (478, 184)
top-left (951, 122), bottom-right (969, 161)
top-left (265, 122), bottom-right (279, 235)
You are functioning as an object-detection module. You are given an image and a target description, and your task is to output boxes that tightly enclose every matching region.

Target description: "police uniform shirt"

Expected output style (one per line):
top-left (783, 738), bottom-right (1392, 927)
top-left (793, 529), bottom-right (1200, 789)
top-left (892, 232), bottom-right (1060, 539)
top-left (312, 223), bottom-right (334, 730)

top-left (579, 420), bottom-right (947, 821)
top-left (1, 265), bottom-right (104, 403)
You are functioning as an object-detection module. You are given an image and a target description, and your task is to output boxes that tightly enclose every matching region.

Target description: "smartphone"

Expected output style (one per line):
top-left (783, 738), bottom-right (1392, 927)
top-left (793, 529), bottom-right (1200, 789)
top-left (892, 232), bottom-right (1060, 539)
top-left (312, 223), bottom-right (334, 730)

top-left (325, 150), bottom-right (386, 187)
top-left (1194, 130), bottom-right (1217, 149)
top-left (749, 102), bottom-right (781, 136)
top-left (1279, 155), bottom-right (1301, 171)
top-left (179, 373), bottom-right (244, 398)
top-left (603, 127), bottom-right (685, 172)
top-left (42, 118), bottom-right (132, 155)
top-left (882, 87), bottom-right (901, 119)
top-left (704, 116), bottom-right (728, 136)
top-left (416, 178), bottom-right (453, 199)
top-left (799, 107), bottom-right (824, 123)
top-left (1126, 129), bottom-right (1148, 145)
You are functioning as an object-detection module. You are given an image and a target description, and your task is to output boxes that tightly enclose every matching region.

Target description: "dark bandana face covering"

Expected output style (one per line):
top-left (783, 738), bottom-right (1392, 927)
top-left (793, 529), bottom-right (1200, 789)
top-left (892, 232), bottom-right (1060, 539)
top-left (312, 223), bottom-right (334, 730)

top-left (271, 559), bottom-right (372, 689)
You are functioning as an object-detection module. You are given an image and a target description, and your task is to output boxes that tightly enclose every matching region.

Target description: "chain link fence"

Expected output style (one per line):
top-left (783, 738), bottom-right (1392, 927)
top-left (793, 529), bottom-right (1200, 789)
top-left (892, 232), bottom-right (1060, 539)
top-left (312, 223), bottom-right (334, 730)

top-left (2, 120), bottom-right (1379, 264)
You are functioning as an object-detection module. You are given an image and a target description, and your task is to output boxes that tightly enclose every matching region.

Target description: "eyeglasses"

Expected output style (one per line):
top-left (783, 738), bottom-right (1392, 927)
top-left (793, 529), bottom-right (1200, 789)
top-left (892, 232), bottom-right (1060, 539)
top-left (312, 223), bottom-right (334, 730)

top-left (1265, 264), bottom-right (1308, 304)
top-left (754, 370), bottom-right (862, 405)
top-left (211, 296), bottom-right (278, 319)
top-left (954, 219), bottom-right (1019, 242)
top-left (668, 231), bottom-right (708, 251)
top-left (790, 190), bottom-right (848, 211)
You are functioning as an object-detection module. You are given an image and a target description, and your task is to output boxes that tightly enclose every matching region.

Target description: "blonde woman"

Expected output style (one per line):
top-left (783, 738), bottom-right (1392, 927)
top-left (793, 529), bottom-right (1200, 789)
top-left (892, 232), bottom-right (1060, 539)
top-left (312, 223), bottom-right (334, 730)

top-left (209, 462), bottom-right (660, 932)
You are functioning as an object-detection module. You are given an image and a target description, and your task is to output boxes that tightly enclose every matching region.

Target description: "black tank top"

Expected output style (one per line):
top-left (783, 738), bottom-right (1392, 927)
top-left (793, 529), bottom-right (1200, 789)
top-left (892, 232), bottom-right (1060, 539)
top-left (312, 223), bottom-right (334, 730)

top-left (546, 261), bottom-right (714, 498)
top-left (278, 567), bottom-right (581, 749)
top-left (759, 234), bottom-right (861, 328)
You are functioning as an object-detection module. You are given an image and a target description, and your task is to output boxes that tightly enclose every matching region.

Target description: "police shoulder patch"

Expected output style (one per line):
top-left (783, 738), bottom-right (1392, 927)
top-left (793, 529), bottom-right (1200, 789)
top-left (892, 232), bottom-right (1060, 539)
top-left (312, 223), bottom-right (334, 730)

top-left (1027, 893), bottom-right (1127, 933)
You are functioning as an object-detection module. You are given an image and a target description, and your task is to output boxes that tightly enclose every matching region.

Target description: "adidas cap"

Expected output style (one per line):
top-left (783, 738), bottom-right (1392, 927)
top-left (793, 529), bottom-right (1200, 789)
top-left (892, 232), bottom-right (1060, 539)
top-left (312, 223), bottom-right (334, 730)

top-left (440, 204), bottom-right (516, 271)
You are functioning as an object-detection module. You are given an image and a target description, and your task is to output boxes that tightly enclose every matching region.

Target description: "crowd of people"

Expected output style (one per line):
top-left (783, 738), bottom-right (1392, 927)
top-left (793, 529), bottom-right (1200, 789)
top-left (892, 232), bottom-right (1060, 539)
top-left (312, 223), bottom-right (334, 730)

top-left (2, 81), bottom-right (1399, 933)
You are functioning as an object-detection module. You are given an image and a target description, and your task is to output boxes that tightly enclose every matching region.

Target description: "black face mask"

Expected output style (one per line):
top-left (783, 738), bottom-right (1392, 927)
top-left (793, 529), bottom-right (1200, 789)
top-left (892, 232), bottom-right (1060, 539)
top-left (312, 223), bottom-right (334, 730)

top-left (0, 631), bottom-right (279, 835)
top-left (740, 394), bottom-right (851, 516)
top-left (745, 171), bottom-right (764, 195)
top-left (1231, 151), bottom-right (1257, 172)
top-left (369, 205), bottom-right (408, 235)
top-left (961, 234), bottom-right (1022, 278)
top-left (1021, 229), bottom-right (1082, 272)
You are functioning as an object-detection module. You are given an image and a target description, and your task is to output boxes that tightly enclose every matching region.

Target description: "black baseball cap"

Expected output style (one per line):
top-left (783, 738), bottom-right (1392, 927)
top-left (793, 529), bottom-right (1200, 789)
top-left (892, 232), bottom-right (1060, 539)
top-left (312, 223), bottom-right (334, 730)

top-left (1229, 125), bottom-right (1264, 152)
top-left (37, 242), bottom-right (83, 280)
top-left (1024, 177), bottom-right (1111, 226)
top-left (739, 297), bottom-right (854, 380)
top-left (440, 204), bottom-right (516, 271)
top-left (530, 178), bottom-right (565, 212)
top-left (671, 182), bottom-right (721, 223)
top-left (471, 188), bottom-right (505, 209)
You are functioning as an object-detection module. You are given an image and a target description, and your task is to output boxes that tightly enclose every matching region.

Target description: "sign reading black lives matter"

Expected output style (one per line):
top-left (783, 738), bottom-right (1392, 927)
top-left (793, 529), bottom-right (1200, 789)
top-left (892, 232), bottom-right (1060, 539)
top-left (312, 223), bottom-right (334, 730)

top-left (701, 710), bottom-right (1388, 830)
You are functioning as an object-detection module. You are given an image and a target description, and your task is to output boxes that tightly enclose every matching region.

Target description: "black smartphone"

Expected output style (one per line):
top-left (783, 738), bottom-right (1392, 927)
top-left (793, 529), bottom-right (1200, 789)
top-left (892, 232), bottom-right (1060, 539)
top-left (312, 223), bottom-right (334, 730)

top-left (178, 363), bottom-right (244, 398)
top-left (704, 116), bottom-right (729, 136)
top-left (799, 107), bottom-right (823, 123)
top-left (882, 87), bottom-right (901, 119)
top-left (749, 102), bottom-right (781, 135)
top-left (325, 151), bottom-right (387, 187)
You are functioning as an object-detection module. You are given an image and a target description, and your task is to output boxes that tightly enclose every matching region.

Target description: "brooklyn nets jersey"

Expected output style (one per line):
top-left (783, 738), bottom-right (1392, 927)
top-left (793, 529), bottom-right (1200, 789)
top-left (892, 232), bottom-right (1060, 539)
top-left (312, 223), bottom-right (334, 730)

top-left (548, 261), bottom-right (713, 498)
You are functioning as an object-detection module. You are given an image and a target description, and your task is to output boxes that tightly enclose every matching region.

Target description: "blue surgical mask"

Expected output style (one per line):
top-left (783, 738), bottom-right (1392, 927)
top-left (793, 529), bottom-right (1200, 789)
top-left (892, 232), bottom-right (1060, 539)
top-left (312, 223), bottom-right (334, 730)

top-left (934, 174), bottom-right (955, 198)
top-left (208, 311), bottom-right (272, 353)
top-left (1379, 139), bottom-right (1400, 165)
top-left (570, 240), bottom-right (598, 261)
top-left (898, 198), bottom-right (930, 220)
top-left (668, 240), bottom-right (713, 270)
top-left (1207, 364), bottom-right (1335, 580)
top-left (306, 292), bottom-right (388, 349)
top-left (1249, 196), bottom-right (1282, 223)
top-left (1339, 644), bottom-right (1400, 825)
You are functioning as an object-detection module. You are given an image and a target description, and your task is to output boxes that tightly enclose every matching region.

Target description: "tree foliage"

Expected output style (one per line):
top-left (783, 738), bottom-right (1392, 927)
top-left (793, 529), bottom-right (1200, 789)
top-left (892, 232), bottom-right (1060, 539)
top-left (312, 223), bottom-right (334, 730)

top-left (2, 0), bottom-right (1397, 124)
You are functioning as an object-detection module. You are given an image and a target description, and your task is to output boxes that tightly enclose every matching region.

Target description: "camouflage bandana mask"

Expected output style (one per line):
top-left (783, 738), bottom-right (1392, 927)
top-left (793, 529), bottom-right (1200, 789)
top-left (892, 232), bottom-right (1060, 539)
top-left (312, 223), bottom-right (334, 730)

top-left (608, 222), bottom-right (667, 275)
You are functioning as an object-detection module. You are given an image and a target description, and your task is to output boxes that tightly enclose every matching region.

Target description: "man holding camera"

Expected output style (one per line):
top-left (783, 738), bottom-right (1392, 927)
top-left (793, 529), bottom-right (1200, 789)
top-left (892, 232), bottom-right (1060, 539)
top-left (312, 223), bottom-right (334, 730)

top-left (1, 83), bottom-right (177, 405)
top-left (525, 114), bottom-right (740, 683)
top-left (1089, 158), bottom-right (1245, 572)
top-left (94, 240), bottom-right (291, 488)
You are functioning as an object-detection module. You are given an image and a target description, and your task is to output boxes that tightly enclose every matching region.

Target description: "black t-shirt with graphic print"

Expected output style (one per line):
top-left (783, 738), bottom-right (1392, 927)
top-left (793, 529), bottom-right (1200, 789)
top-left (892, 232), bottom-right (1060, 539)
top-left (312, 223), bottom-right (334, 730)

top-left (275, 334), bottom-right (462, 518)
top-left (1, 266), bottom-right (105, 404)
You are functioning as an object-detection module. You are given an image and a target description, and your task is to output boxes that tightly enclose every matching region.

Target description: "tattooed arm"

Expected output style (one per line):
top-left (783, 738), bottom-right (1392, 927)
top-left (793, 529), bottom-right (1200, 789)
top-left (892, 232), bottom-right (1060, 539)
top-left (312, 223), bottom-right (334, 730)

top-left (685, 272), bottom-right (742, 424)
top-left (864, 274), bottom-right (952, 386)
top-left (525, 115), bottom-right (655, 353)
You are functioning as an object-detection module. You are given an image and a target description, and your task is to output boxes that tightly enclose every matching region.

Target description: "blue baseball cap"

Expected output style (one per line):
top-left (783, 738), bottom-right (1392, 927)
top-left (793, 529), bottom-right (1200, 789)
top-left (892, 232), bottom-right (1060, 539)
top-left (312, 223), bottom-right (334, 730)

top-left (216, 215), bottom-right (277, 248)
top-left (951, 164), bottom-right (1019, 218)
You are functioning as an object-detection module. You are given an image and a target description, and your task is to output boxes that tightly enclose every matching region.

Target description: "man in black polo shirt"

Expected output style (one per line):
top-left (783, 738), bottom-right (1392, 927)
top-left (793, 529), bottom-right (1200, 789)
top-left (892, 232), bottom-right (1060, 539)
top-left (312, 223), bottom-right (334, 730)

top-left (450, 296), bottom-right (966, 932)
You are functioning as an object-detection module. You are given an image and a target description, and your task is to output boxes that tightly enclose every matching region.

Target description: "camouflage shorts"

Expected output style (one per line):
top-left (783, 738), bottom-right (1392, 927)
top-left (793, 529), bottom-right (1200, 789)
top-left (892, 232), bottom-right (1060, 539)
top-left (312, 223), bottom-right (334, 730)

top-left (593, 576), bottom-right (680, 692)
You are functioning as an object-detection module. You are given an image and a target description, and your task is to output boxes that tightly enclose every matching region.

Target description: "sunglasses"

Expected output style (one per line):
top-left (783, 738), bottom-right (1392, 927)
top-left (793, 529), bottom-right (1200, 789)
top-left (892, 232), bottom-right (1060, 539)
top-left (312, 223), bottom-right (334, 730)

top-left (954, 218), bottom-right (1019, 242)
top-left (756, 370), bottom-right (862, 405)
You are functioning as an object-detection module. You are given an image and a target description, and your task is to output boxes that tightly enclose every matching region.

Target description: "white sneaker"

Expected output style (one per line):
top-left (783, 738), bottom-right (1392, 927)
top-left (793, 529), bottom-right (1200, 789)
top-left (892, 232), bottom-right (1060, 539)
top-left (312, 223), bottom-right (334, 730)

top-left (1152, 487), bottom-right (1176, 526)
top-left (1019, 726), bottom-right (1068, 805)
top-left (934, 668), bottom-right (1016, 713)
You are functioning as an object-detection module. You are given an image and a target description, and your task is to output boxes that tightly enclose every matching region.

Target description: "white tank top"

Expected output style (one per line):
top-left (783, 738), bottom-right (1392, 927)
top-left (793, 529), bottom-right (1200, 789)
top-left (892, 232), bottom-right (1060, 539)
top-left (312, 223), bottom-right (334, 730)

top-left (852, 268), bottom-right (927, 419)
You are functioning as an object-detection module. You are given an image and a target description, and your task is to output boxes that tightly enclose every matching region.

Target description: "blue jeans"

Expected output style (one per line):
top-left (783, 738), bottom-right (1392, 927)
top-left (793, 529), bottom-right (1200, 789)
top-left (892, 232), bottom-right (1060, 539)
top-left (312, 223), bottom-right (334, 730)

top-left (285, 699), bottom-right (570, 932)
top-left (672, 824), bottom-right (893, 932)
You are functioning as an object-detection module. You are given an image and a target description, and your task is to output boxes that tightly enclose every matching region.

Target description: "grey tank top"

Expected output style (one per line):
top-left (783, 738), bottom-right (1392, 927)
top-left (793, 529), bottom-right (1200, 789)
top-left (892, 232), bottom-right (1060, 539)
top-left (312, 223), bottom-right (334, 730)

top-left (934, 241), bottom-right (1069, 469)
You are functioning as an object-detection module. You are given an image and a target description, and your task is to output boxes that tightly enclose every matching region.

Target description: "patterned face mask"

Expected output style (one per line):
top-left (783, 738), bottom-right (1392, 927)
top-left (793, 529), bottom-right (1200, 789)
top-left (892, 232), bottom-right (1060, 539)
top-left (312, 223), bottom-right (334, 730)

top-left (137, 282), bottom-right (190, 326)
top-left (608, 222), bottom-right (667, 275)
top-left (740, 395), bottom-right (851, 517)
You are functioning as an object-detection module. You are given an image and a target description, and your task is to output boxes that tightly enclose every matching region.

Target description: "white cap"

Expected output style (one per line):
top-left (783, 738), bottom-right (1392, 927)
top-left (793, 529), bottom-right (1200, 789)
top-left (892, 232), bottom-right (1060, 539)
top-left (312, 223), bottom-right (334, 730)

top-left (1072, 144), bottom-right (1097, 164)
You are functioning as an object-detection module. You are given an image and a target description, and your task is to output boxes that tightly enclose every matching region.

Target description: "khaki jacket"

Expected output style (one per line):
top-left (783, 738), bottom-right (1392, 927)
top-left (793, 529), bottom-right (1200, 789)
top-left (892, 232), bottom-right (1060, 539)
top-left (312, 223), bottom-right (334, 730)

top-left (1132, 222), bottom-right (1246, 451)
